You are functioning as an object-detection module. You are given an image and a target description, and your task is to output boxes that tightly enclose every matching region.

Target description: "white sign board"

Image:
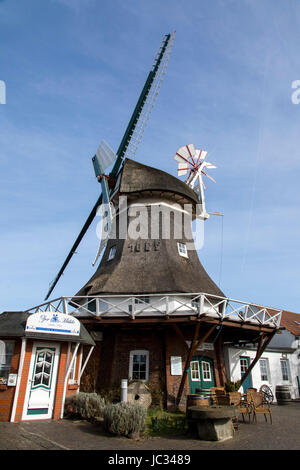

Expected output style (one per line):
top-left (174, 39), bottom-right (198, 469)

top-left (186, 341), bottom-right (214, 351)
top-left (7, 374), bottom-right (17, 386)
top-left (170, 356), bottom-right (182, 376)
top-left (26, 312), bottom-right (80, 336)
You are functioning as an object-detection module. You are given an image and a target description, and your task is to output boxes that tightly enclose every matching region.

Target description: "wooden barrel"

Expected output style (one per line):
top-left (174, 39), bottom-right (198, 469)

top-left (186, 394), bottom-right (210, 429)
top-left (186, 394), bottom-right (209, 416)
top-left (275, 385), bottom-right (291, 405)
top-left (195, 388), bottom-right (213, 404)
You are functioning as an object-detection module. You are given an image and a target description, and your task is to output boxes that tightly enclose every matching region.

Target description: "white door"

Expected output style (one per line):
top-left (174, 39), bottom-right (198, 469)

top-left (22, 342), bottom-right (60, 420)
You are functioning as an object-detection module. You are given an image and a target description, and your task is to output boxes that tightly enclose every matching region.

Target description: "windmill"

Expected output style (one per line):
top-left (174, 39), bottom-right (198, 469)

top-left (174, 144), bottom-right (216, 219)
top-left (44, 31), bottom-right (176, 301)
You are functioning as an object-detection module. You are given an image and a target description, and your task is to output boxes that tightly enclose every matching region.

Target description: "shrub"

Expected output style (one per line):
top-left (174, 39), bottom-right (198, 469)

top-left (103, 402), bottom-right (147, 437)
top-left (225, 380), bottom-right (241, 392)
top-left (64, 392), bottom-right (106, 420)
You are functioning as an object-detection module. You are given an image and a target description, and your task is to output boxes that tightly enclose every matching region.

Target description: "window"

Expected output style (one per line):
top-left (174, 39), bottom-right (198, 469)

top-left (108, 245), bottom-right (117, 261)
top-left (202, 361), bottom-right (212, 381)
top-left (129, 350), bottom-right (149, 381)
top-left (0, 340), bottom-right (15, 385)
top-left (177, 242), bottom-right (188, 258)
top-left (240, 357), bottom-right (249, 374)
top-left (128, 296), bottom-right (150, 313)
top-left (281, 359), bottom-right (289, 381)
top-left (259, 358), bottom-right (269, 381)
top-left (68, 344), bottom-right (78, 383)
top-left (190, 361), bottom-right (200, 381)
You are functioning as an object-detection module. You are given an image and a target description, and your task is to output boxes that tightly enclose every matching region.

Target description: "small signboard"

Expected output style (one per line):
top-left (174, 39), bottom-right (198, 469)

top-left (7, 374), bottom-right (17, 386)
top-left (170, 356), bottom-right (182, 375)
top-left (26, 312), bottom-right (80, 336)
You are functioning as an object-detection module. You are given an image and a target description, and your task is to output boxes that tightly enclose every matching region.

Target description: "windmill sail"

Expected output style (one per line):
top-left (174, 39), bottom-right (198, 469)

top-left (44, 32), bottom-right (175, 301)
top-left (174, 144), bottom-right (216, 220)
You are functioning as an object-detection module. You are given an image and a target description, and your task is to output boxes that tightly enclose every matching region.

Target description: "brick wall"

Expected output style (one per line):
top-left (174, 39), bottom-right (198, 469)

top-left (14, 340), bottom-right (33, 422)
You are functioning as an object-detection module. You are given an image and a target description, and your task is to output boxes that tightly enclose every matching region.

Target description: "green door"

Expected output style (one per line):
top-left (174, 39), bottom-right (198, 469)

top-left (188, 356), bottom-right (215, 393)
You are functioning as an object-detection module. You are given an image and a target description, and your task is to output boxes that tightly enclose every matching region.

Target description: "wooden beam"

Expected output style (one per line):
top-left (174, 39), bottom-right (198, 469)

top-left (240, 331), bottom-right (276, 387)
top-left (176, 323), bottom-right (217, 407)
top-left (194, 325), bottom-right (217, 351)
top-left (172, 324), bottom-right (189, 352)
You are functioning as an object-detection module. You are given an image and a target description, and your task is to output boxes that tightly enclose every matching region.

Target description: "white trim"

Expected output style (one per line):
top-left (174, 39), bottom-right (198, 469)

top-left (79, 345), bottom-right (95, 381)
top-left (22, 342), bottom-right (60, 421)
top-left (129, 350), bottom-right (149, 381)
top-left (25, 293), bottom-right (282, 329)
top-left (201, 360), bottom-right (212, 382)
top-left (190, 360), bottom-right (200, 381)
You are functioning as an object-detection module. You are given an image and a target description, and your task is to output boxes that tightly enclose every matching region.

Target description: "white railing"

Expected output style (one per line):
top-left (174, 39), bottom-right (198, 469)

top-left (25, 293), bottom-right (282, 329)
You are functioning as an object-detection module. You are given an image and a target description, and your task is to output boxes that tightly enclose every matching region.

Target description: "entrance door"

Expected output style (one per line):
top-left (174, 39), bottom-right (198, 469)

top-left (240, 356), bottom-right (253, 393)
top-left (188, 356), bottom-right (215, 393)
top-left (23, 342), bottom-right (60, 420)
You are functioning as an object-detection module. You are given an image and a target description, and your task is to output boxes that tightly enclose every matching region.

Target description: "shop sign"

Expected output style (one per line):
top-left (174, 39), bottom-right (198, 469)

top-left (26, 312), bottom-right (80, 336)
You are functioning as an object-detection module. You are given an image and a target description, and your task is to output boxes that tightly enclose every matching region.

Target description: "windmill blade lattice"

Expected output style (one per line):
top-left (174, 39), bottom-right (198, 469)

top-left (44, 32), bottom-right (175, 301)
top-left (123, 31), bottom-right (176, 160)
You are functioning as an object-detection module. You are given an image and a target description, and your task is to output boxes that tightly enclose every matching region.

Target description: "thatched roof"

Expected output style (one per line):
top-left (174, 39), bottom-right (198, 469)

top-left (75, 159), bottom-right (224, 298)
top-left (118, 158), bottom-right (200, 205)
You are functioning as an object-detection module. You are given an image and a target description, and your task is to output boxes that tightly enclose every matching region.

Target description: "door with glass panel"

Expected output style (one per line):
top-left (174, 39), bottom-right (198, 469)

top-left (23, 342), bottom-right (60, 420)
top-left (240, 356), bottom-right (253, 393)
top-left (188, 356), bottom-right (215, 393)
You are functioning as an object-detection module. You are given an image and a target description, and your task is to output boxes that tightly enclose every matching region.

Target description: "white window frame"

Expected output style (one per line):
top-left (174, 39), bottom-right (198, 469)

top-left (108, 245), bottom-right (117, 261)
top-left (68, 344), bottom-right (77, 384)
top-left (190, 360), bottom-right (200, 381)
top-left (177, 242), bottom-right (188, 258)
top-left (201, 360), bottom-right (212, 382)
top-left (240, 357), bottom-right (249, 374)
top-left (280, 359), bottom-right (290, 381)
top-left (259, 358), bottom-right (269, 382)
top-left (129, 350), bottom-right (149, 381)
top-left (0, 340), bottom-right (15, 385)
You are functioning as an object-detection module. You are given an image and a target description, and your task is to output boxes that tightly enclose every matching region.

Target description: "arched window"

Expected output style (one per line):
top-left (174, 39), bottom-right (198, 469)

top-left (129, 350), bottom-right (149, 381)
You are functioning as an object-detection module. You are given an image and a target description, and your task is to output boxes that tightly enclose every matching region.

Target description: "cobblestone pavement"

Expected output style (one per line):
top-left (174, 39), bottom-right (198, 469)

top-left (1, 402), bottom-right (300, 451)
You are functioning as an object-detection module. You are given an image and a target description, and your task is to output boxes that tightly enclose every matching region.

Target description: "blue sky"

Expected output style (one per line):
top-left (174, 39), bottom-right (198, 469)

top-left (0, 0), bottom-right (300, 313)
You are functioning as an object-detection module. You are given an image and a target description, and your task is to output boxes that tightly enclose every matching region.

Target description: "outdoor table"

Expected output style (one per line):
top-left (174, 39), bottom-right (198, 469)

top-left (187, 405), bottom-right (237, 441)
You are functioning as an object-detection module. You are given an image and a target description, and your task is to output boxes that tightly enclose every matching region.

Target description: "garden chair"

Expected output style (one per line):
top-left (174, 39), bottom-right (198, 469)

top-left (251, 391), bottom-right (272, 424)
top-left (210, 387), bottom-right (226, 404)
top-left (229, 391), bottom-right (252, 424)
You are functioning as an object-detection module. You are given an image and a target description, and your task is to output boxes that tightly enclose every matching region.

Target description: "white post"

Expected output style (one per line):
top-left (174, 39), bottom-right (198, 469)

top-left (121, 379), bottom-right (128, 403)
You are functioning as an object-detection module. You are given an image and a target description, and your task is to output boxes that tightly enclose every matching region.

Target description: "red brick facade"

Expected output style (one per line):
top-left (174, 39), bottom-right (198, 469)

top-left (80, 323), bottom-right (226, 410)
top-left (0, 338), bottom-right (82, 422)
